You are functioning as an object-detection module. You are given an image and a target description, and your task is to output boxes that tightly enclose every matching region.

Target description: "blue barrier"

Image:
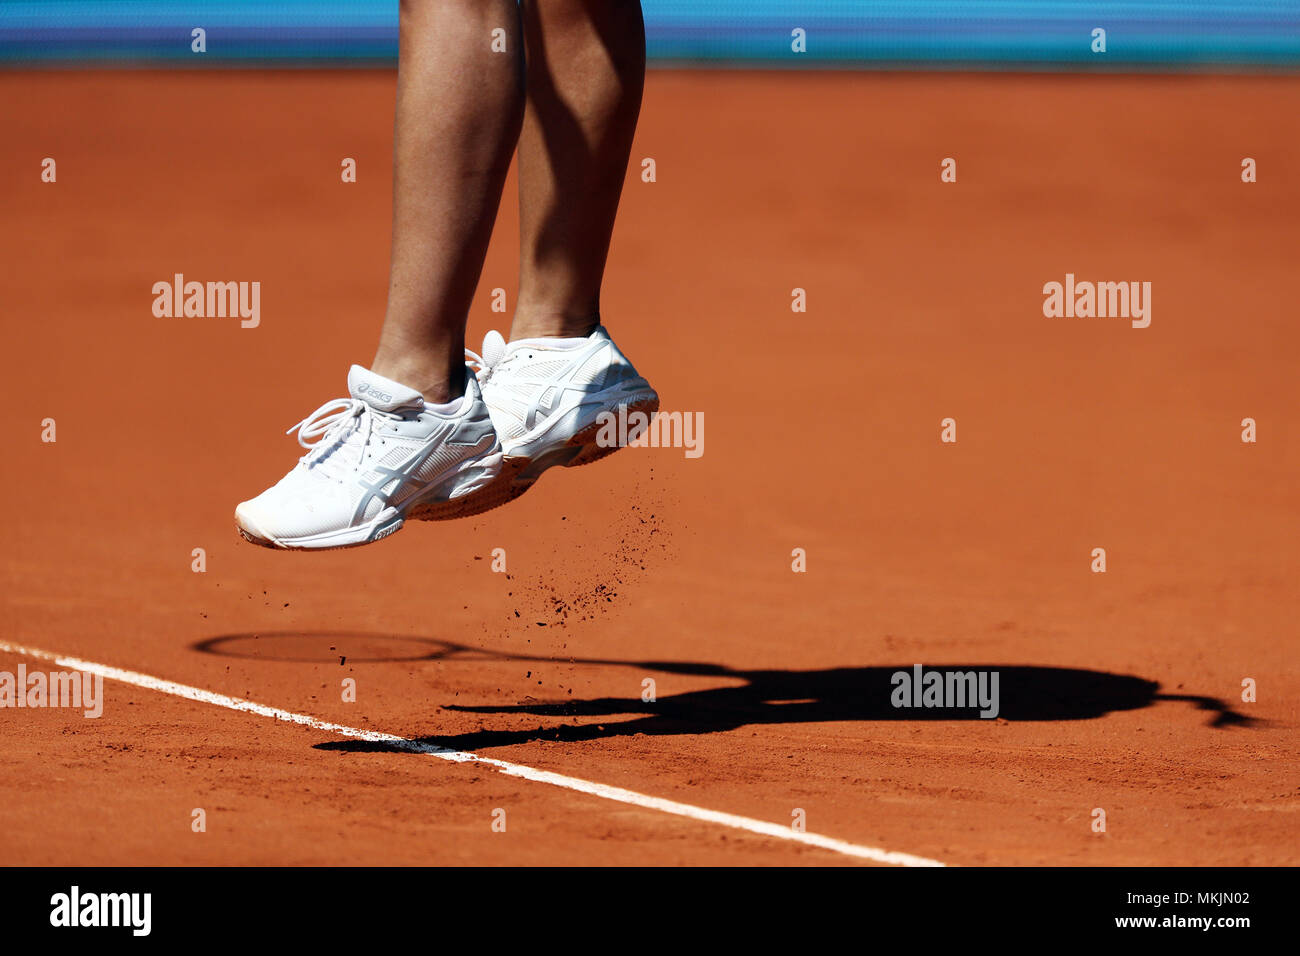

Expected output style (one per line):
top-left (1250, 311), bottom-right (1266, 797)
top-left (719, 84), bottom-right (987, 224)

top-left (2, 1), bottom-right (1298, 68)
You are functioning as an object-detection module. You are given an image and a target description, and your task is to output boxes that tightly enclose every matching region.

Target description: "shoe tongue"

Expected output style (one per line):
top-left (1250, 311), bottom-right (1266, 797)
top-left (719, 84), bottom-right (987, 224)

top-left (347, 365), bottom-right (424, 413)
top-left (481, 330), bottom-right (507, 367)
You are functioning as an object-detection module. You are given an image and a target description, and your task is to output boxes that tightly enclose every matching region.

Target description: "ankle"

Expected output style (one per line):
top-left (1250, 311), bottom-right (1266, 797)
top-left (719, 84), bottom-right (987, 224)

top-left (370, 353), bottom-right (465, 405)
top-left (508, 308), bottom-right (599, 342)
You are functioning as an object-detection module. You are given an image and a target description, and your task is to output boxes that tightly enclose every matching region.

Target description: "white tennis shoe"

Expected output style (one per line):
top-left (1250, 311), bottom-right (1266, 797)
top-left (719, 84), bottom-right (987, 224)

top-left (471, 325), bottom-right (659, 489)
top-left (235, 365), bottom-right (509, 550)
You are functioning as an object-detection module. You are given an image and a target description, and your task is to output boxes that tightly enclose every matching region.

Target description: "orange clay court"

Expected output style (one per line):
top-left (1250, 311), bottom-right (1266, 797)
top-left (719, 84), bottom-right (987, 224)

top-left (1, 69), bottom-right (1296, 866)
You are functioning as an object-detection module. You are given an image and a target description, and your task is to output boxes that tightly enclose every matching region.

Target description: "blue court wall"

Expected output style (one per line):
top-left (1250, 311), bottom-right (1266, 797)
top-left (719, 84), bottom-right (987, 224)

top-left (2, 1), bottom-right (1298, 68)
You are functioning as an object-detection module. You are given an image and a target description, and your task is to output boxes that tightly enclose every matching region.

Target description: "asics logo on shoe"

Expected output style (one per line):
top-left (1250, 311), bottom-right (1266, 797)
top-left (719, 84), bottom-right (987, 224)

top-left (350, 426), bottom-right (493, 523)
top-left (534, 388), bottom-right (558, 419)
top-left (351, 438), bottom-right (439, 522)
top-left (447, 415), bottom-right (496, 448)
top-left (520, 349), bottom-right (621, 431)
top-left (525, 381), bottom-right (605, 431)
top-left (355, 383), bottom-right (393, 403)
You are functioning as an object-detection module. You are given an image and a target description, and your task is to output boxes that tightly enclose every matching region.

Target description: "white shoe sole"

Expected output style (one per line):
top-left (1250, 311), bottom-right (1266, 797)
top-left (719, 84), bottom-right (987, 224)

top-left (235, 448), bottom-right (505, 551)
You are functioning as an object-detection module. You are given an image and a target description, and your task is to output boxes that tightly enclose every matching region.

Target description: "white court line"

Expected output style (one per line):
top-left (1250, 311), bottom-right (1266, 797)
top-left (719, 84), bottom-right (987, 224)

top-left (0, 639), bottom-right (946, 867)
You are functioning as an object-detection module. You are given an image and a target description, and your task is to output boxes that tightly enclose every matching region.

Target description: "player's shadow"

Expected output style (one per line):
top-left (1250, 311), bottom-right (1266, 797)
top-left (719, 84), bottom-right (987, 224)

top-left (299, 654), bottom-right (1251, 754)
top-left (190, 632), bottom-right (1252, 752)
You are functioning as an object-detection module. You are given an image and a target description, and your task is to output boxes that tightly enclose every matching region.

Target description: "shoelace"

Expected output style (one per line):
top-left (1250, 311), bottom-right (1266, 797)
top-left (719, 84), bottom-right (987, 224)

top-left (464, 348), bottom-right (492, 384)
top-left (465, 347), bottom-right (516, 386)
top-left (286, 398), bottom-right (377, 480)
top-left (467, 330), bottom-right (512, 386)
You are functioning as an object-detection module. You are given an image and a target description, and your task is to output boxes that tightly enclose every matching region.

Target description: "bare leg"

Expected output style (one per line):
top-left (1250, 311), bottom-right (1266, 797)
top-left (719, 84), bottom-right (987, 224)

top-left (371, 0), bottom-right (524, 403)
top-left (512, 0), bottom-right (645, 341)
